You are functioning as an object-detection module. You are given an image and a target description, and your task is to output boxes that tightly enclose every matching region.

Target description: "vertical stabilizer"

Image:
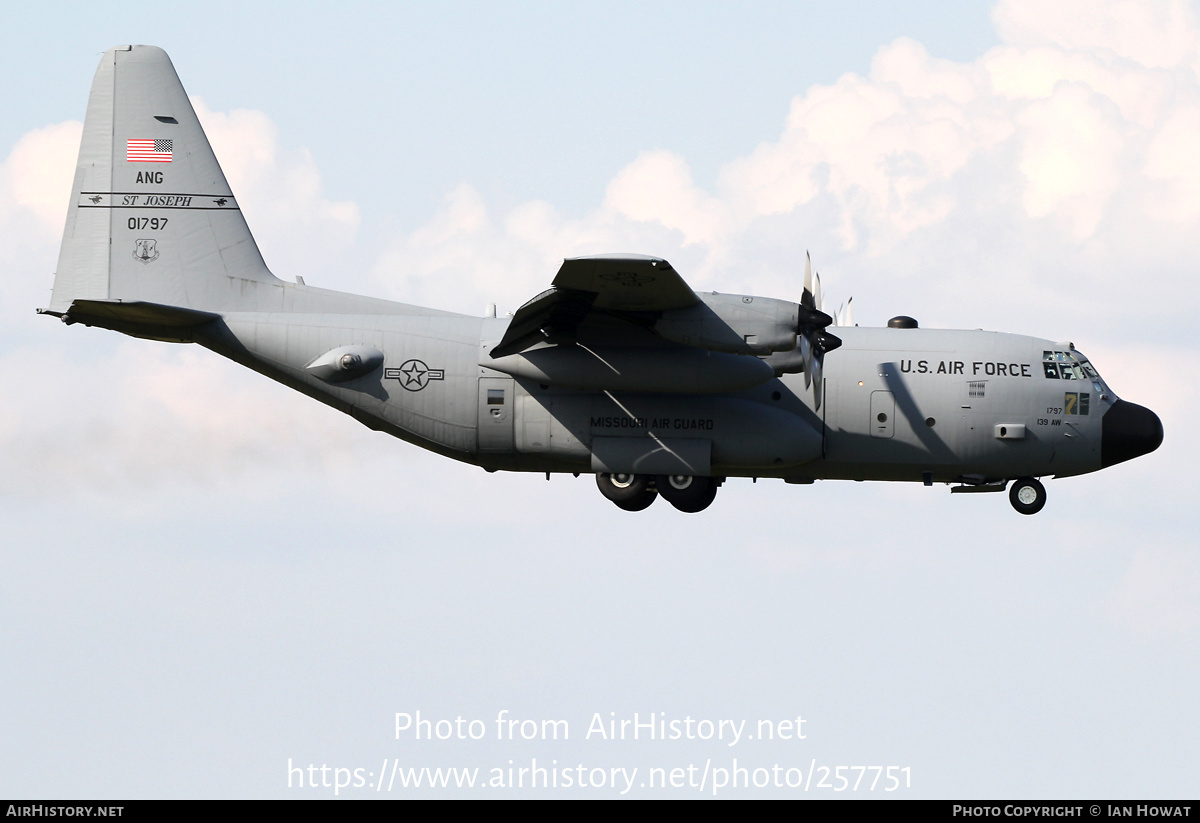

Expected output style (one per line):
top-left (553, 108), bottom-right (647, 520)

top-left (49, 45), bottom-right (280, 315)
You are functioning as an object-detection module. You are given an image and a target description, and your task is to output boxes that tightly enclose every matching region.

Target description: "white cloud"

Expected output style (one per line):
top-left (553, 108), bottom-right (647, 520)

top-left (992, 0), bottom-right (1200, 70)
top-left (370, 180), bottom-right (698, 315)
top-left (983, 45), bottom-right (1174, 128)
top-left (192, 98), bottom-right (361, 284)
top-left (0, 120), bottom-right (82, 234)
top-left (604, 150), bottom-right (730, 248)
top-left (1143, 101), bottom-right (1200, 220)
top-left (721, 39), bottom-right (1010, 252)
top-left (0, 341), bottom-right (372, 496)
top-left (377, 0), bottom-right (1200, 326)
top-left (1014, 82), bottom-right (1125, 238)
top-left (370, 182), bottom-right (550, 313)
top-left (0, 120), bottom-right (85, 327)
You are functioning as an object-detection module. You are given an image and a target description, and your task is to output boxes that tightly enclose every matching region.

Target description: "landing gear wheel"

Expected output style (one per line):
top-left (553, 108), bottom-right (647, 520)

top-left (1009, 477), bottom-right (1046, 515)
top-left (655, 475), bottom-right (718, 513)
top-left (596, 473), bottom-right (657, 511)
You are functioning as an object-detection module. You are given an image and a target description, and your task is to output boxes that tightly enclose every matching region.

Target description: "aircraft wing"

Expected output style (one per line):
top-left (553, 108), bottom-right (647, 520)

top-left (551, 255), bottom-right (698, 311)
top-left (490, 255), bottom-right (699, 358)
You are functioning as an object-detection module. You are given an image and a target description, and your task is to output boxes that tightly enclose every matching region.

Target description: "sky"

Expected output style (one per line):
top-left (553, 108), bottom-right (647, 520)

top-left (1, 0), bottom-right (1197, 799)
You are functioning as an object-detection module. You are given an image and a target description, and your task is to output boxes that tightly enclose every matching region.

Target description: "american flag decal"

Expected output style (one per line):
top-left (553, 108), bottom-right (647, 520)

top-left (126, 139), bottom-right (173, 162)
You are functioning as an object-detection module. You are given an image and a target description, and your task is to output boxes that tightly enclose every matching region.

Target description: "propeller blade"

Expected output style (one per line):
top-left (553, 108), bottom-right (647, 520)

top-left (845, 296), bottom-right (853, 327)
top-left (812, 352), bottom-right (824, 410)
top-left (797, 253), bottom-right (832, 328)
top-left (800, 334), bottom-right (812, 389)
top-left (802, 252), bottom-right (815, 310)
top-left (795, 252), bottom-right (840, 409)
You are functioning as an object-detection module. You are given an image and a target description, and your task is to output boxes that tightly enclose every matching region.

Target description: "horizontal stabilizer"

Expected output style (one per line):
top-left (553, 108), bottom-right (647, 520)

top-left (48, 299), bottom-right (220, 342)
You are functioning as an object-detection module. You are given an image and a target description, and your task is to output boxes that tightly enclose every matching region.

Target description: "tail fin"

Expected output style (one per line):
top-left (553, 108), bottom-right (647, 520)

top-left (48, 45), bottom-right (281, 317)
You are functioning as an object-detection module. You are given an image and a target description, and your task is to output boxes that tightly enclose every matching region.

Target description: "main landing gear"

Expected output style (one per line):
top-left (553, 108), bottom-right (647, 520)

top-left (595, 473), bottom-right (657, 511)
top-left (595, 474), bottom-right (720, 513)
top-left (1008, 476), bottom-right (1047, 515)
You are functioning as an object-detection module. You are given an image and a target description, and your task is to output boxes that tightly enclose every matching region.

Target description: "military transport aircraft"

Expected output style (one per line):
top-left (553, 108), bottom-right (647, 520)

top-left (40, 46), bottom-right (1163, 514)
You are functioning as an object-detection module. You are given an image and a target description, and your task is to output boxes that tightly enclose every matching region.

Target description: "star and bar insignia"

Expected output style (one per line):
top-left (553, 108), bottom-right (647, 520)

top-left (384, 359), bottom-right (445, 392)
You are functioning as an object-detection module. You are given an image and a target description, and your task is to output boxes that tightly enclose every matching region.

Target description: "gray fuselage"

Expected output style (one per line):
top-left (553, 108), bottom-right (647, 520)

top-left (191, 294), bottom-right (1109, 486)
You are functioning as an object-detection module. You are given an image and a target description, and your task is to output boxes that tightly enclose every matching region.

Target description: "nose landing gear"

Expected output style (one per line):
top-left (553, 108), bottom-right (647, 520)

top-left (1009, 476), bottom-right (1046, 515)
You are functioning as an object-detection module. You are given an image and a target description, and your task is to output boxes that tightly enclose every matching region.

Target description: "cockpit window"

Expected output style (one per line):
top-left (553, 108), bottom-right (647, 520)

top-left (1044, 349), bottom-right (1114, 397)
top-left (1043, 350), bottom-right (1095, 380)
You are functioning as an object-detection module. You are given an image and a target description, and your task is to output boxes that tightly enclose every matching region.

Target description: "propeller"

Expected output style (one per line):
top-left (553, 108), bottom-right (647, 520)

top-left (797, 252), bottom-right (842, 410)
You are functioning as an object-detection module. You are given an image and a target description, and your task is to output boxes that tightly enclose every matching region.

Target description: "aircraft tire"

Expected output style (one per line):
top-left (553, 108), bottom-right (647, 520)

top-left (596, 473), bottom-right (657, 511)
top-left (1009, 477), bottom-right (1046, 515)
top-left (656, 475), bottom-right (718, 513)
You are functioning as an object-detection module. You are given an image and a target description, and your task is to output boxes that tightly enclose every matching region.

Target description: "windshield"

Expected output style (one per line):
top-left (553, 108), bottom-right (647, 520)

top-left (1042, 349), bottom-right (1112, 398)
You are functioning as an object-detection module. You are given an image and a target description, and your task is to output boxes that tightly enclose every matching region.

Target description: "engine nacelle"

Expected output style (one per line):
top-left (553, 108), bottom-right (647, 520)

top-left (654, 293), bottom-right (798, 355)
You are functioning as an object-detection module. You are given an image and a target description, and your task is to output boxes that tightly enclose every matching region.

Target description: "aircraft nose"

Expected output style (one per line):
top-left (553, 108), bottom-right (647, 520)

top-left (1101, 399), bottom-right (1164, 468)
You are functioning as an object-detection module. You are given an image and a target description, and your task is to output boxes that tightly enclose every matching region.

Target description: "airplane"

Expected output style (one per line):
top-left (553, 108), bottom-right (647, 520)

top-left (39, 46), bottom-right (1164, 515)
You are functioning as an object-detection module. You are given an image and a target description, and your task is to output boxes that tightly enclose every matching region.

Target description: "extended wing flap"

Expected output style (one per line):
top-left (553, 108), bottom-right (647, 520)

top-left (490, 287), bottom-right (597, 359)
top-left (490, 255), bottom-right (699, 359)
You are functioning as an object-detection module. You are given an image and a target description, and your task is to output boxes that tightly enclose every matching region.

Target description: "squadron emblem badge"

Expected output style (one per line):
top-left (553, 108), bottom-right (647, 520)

top-left (132, 238), bottom-right (159, 264)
